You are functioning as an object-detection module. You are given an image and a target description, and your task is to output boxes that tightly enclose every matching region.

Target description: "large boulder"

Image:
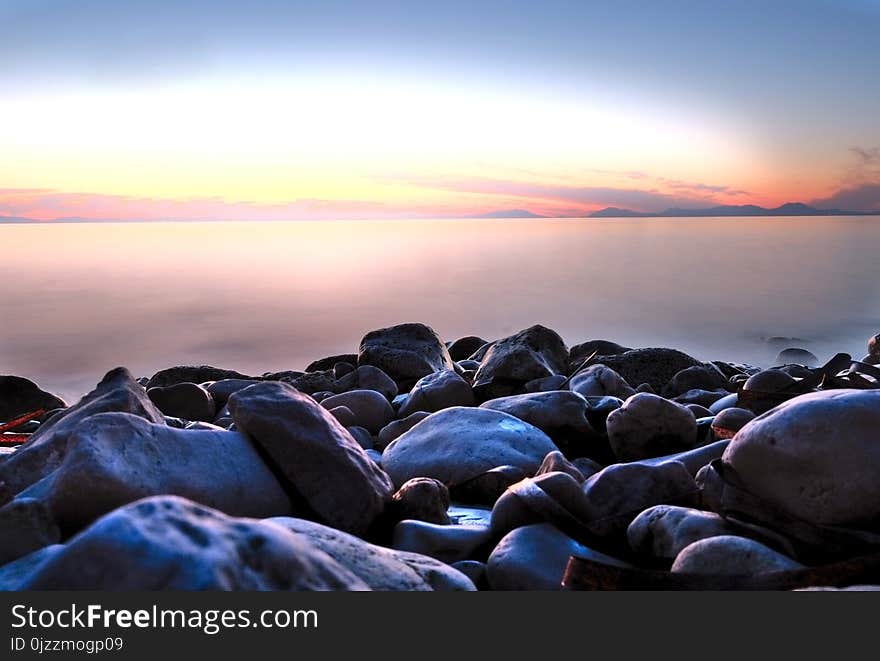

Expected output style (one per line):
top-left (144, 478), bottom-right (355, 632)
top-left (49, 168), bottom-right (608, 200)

top-left (0, 368), bottom-right (165, 502)
top-left (320, 390), bottom-right (394, 434)
top-left (0, 375), bottom-right (66, 422)
top-left (473, 325), bottom-right (568, 398)
top-left (357, 323), bottom-right (453, 387)
top-left (398, 370), bottom-right (475, 417)
top-left (606, 393), bottom-right (698, 462)
top-left (671, 535), bottom-right (803, 575)
top-left (487, 523), bottom-right (630, 590)
top-left (270, 517), bottom-right (475, 591)
top-left (15, 412), bottom-right (292, 533)
top-left (0, 498), bottom-right (60, 565)
top-left (592, 348), bottom-right (703, 394)
top-left (145, 365), bottom-right (252, 389)
top-left (627, 504), bottom-right (738, 562)
top-left (376, 411), bottom-right (430, 451)
top-left (447, 336), bottom-right (489, 361)
top-left (569, 339), bottom-right (632, 366)
top-left (16, 497), bottom-right (370, 590)
top-left (227, 382), bottom-right (393, 536)
top-left (333, 365), bottom-right (398, 401)
top-left (480, 391), bottom-right (601, 458)
top-left (382, 407), bottom-right (558, 489)
top-left (722, 389), bottom-right (880, 527)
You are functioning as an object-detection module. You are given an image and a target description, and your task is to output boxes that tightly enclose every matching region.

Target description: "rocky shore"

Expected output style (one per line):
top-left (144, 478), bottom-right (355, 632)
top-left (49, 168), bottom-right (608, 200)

top-left (1, 322), bottom-right (879, 590)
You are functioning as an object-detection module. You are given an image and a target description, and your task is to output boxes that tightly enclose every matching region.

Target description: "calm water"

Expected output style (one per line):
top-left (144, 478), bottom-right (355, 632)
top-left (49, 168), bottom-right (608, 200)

top-left (2, 216), bottom-right (878, 401)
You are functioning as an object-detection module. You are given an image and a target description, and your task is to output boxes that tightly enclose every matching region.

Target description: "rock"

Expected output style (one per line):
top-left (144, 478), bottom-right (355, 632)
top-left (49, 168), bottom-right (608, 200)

top-left (346, 425), bottom-right (373, 450)
top-left (709, 393), bottom-right (739, 414)
top-left (487, 523), bottom-right (631, 590)
top-left (592, 348), bottom-right (703, 394)
top-left (321, 390), bottom-right (394, 434)
top-left (333, 365), bottom-right (398, 401)
top-left (0, 498), bottom-right (60, 565)
top-left (262, 370), bottom-right (305, 382)
top-left (524, 375), bottom-right (568, 392)
top-left (581, 461), bottom-right (698, 539)
top-left (205, 379), bottom-right (262, 406)
top-left (637, 439), bottom-right (730, 476)
top-left (388, 477), bottom-right (450, 524)
top-left (392, 521), bottom-right (491, 564)
top-left (775, 348), bottom-right (819, 367)
top-left (398, 370), bottom-right (475, 417)
top-left (743, 369), bottom-right (797, 392)
top-left (270, 517), bottom-right (474, 591)
top-left (606, 393), bottom-right (698, 462)
top-left (376, 412), bottom-right (430, 451)
top-left (0, 545), bottom-right (64, 591)
top-left (490, 471), bottom-right (591, 539)
top-left (228, 382), bottom-right (394, 536)
top-left (582, 396), bottom-right (623, 435)
top-left (448, 336), bottom-right (489, 361)
top-left (333, 362), bottom-right (356, 378)
top-left (480, 391), bottom-right (600, 458)
top-left (662, 366), bottom-right (729, 398)
top-left (472, 325), bottom-right (568, 399)
top-left (722, 389), bottom-right (880, 526)
top-left (0, 376), bottom-right (66, 422)
top-left (671, 535), bottom-right (803, 574)
top-left (358, 323), bottom-right (453, 387)
top-left (305, 354), bottom-right (359, 373)
top-left (0, 368), bottom-right (165, 502)
top-left (779, 364), bottom-right (814, 378)
top-left (867, 333), bottom-right (880, 363)
top-left (148, 382), bottom-right (216, 422)
top-left (145, 365), bottom-right (251, 389)
top-left (18, 496), bottom-right (370, 590)
top-left (627, 505), bottom-right (738, 561)
top-left (449, 465), bottom-right (529, 505)
top-left (569, 340), bottom-right (632, 366)
top-left (572, 457), bottom-right (604, 480)
top-left (535, 451), bottom-right (585, 483)
top-left (451, 560), bottom-right (487, 589)
top-left (711, 407), bottom-right (755, 439)
top-left (686, 404), bottom-right (713, 418)
top-left (456, 359), bottom-right (482, 372)
top-left (328, 405), bottom-right (357, 427)
top-left (568, 364), bottom-right (636, 400)
top-left (15, 412), bottom-right (292, 533)
top-left (290, 370), bottom-right (337, 396)
top-left (382, 407), bottom-right (558, 489)
top-left (673, 389), bottom-right (729, 408)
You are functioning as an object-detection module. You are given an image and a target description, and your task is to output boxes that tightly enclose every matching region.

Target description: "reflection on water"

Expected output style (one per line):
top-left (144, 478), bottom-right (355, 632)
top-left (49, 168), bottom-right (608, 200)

top-left (2, 216), bottom-right (879, 400)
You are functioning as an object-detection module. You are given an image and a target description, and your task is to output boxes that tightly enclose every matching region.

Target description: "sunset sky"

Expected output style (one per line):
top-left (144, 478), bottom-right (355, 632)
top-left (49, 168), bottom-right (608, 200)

top-left (1, 0), bottom-right (878, 220)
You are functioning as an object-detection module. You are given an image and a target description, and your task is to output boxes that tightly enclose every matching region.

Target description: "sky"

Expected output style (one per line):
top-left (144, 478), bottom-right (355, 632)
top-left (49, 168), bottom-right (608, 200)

top-left (1, 0), bottom-right (878, 220)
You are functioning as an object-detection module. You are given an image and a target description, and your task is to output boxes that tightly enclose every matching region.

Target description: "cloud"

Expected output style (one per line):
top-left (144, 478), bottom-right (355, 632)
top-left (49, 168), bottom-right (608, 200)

top-left (812, 146), bottom-right (880, 211)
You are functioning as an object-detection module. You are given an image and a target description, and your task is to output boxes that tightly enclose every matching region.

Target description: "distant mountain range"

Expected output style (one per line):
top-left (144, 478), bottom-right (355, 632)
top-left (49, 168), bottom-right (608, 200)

top-left (470, 208), bottom-right (546, 218)
top-left (588, 202), bottom-right (875, 218)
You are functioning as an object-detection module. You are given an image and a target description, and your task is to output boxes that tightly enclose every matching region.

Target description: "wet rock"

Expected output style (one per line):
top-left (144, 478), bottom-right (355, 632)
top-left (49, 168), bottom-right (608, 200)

top-left (572, 457), bottom-right (604, 480)
top-left (448, 336), bottom-right (489, 361)
top-left (722, 389), bottom-right (880, 526)
top-left (743, 369), bottom-right (797, 392)
top-left (673, 389), bottom-right (729, 409)
top-left (321, 390), bottom-right (394, 434)
top-left (711, 407), bottom-right (755, 439)
top-left (346, 426), bottom-right (373, 450)
top-left (686, 404), bottom-right (713, 418)
top-left (450, 465), bottom-right (530, 506)
top-left (382, 407), bottom-right (558, 489)
top-left (18, 496), bottom-right (369, 590)
top-left (205, 379), bottom-right (262, 407)
top-left (456, 359), bottom-right (482, 372)
top-left (228, 382), bottom-right (393, 536)
top-left (328, 405), bottom-right (357, 427)
top-left (592, 348), bottom-right (702, 394)
top-left (709, 393), bottom-right (739, 414)
top-left (490, 471), bottom-right (591, 539)
top-left (334, 365), bottom-right (398, 401)
top-left (388, 477), bottom-right (450, 524)
top-left (0, 368), bottom-right (165, 502)
top-left (305, 354), bottom-right (359, 373)
top-left (524, 375), bottom-right (568, 392)
top-left (662, 365), bottom-right (729, 398)
top-left (775, 348), bottom-right (819, 367)
top-left (627, 505), bottom-right (738, 562)
top-left (568, 364), bottom-right (635, 400)
top-left (606, 393), bottom-right (698, 462)
top-left (271, 517), bottom-right (474, 591)
top-left (582, 461), bottom-right (698, 539)
top-left (473, 325), bottom-right (568, 399)
top-left (582, 396), bottom-right (623, 435)
top-left (0, 498), bottom-right (60, 565)
top-left (637, 439), bottom-right (730, 476)
top-left (392, 521), bottom-right (491, 563)
top-left (145, 365), bottom-right (251, 389)
top-left (398, 370), bottom-right (475, 417)
top-left (0, 376), bottom-right (66, 423)
top-left (15, 412), bottom-right (292, 533)
top-left (671, 535), bottom-right (803, 574)
top-left (148, 382), bottom-right (216, 422)
top-left (487, 523), bottom-right (631, 590)
top-left (480, 391), bottom-right (599, 458)
top-left (376, 411), bottom-right (431, 451)
top-left (535, 450), bottom-right (585, 482)
top-left (358, 323), bottom-right (454, 387)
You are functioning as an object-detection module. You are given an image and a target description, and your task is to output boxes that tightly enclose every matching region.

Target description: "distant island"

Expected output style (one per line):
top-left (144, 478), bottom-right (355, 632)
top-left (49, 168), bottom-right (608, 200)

top-left (588, 202), bottom-right (875, 218)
